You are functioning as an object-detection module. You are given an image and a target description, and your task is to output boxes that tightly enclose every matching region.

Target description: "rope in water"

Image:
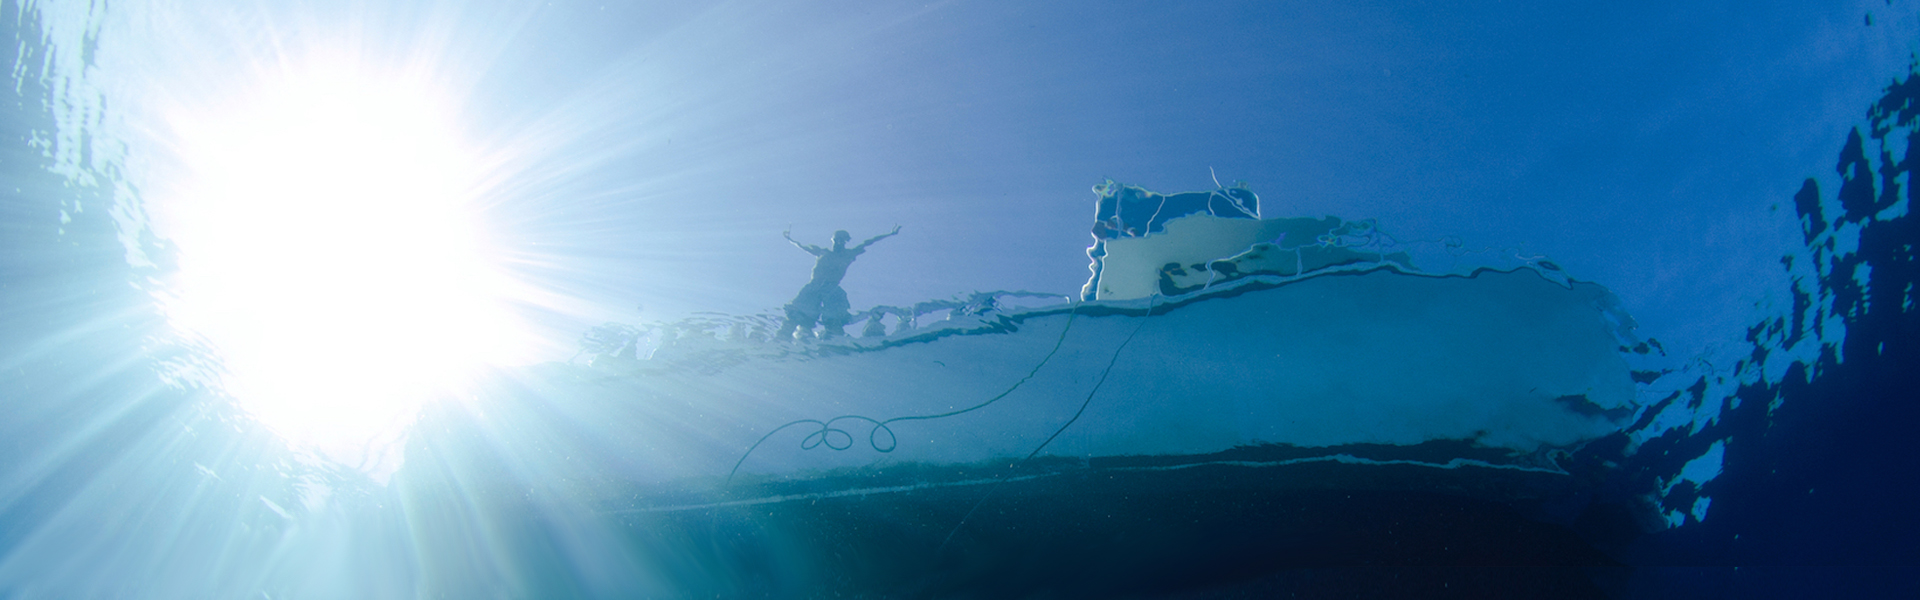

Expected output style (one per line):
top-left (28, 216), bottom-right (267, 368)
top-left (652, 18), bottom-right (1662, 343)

top-left (937, 295), bottom-right (1156, 553)
top-left (725, 301), bottom-right (1086, 485)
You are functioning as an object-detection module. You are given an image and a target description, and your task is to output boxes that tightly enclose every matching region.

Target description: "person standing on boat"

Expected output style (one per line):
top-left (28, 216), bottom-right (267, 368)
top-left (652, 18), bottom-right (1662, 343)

top-left (778, 226), bottom-right (900, 340)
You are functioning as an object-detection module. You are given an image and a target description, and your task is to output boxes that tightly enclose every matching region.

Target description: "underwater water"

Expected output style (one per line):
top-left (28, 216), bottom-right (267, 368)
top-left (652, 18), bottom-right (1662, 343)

top-left (3, 0), bottom-right (1919, 598)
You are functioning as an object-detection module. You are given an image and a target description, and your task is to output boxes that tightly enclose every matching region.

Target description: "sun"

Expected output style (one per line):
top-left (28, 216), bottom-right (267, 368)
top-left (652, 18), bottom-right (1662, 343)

top-left (160, 60), bottom-right (533, 470)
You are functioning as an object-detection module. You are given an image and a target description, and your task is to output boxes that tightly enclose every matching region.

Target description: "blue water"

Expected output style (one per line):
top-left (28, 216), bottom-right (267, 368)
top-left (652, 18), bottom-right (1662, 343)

top-left (4, 1), bottom-right (1919, 597)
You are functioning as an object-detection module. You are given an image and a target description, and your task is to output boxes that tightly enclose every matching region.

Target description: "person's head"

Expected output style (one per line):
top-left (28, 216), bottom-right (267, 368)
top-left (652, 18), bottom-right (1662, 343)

top-left (832, 230), bottom-right (851, 249)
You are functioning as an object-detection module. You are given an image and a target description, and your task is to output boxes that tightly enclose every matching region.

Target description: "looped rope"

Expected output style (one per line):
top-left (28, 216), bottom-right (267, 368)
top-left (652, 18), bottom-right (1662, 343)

top-left (726, 302), bottom-right (1085, 485)
top-left (781, 415), bottom-right (897, 453)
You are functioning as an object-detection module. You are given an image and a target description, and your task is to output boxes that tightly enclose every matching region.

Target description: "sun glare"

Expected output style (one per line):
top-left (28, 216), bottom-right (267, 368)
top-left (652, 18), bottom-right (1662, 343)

top-left (162, 62), bottom-right (531, 469)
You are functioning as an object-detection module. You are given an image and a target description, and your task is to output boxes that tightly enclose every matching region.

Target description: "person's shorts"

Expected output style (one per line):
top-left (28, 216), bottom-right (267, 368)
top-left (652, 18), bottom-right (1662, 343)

top-left (787, 284), bottom-right (850, 322)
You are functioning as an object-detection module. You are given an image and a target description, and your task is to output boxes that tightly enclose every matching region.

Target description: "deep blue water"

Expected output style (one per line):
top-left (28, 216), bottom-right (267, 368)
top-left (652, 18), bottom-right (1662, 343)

top-left (4, 1), bottom-right (1919, 598)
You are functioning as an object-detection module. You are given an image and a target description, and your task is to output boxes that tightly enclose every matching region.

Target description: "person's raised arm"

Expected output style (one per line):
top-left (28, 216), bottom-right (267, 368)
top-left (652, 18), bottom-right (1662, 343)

top-left (784, 229), bottom-right (827, 255)
top-left (854, 225), bottom-right (902, 250)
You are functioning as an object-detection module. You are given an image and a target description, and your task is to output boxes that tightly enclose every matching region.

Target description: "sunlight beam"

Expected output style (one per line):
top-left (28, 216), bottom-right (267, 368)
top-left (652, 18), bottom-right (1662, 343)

top-left (162, 59), bottom-right (532, 473)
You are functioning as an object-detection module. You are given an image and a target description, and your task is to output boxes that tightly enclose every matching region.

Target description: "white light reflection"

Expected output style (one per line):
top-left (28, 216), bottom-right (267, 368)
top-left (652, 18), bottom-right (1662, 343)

top-left (162, 57), bottom-right (536, 475)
